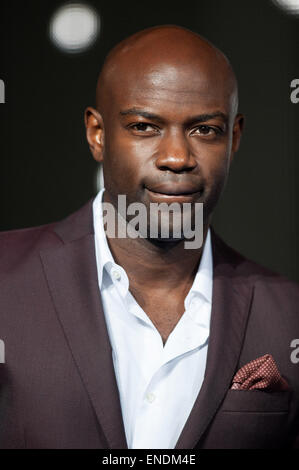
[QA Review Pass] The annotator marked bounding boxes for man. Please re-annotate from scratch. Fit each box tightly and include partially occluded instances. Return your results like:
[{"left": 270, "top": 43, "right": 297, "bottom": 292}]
[{"left": 0, "top": 25, "right": 298, "bottom": 449}]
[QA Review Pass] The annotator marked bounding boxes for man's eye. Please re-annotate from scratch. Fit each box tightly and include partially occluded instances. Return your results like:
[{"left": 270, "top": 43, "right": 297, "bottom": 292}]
[
  {"left": 191, "top": 125, "right": 220, "bottom": 136},
  {"left": 131, "top": 123, "right": 156, "bottom": 132}
]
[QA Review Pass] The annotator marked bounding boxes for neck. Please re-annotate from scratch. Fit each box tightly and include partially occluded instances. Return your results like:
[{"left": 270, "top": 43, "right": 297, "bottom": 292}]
[
  {"left": 105, "top": 222, "right": 210, "bottom": 293},
  {"left": 101, "top": 188, "right": 210, "bottom": 293}
]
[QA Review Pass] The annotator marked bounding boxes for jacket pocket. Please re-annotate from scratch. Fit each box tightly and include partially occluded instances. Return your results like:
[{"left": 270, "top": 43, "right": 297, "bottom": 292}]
[
  {"left": 221, "top": 389, "right": 291, "bottom": 413},
  {"left": 199, "top": 390, "right": 292, "bottom": 449}
]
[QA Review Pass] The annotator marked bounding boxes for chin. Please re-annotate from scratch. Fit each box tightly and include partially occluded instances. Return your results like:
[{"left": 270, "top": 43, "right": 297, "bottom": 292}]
[{"left": 147, "top": 237, "right": 184, "bottom": 249}]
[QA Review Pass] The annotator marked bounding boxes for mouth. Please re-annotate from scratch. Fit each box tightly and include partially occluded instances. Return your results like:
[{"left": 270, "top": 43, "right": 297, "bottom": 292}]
[{"left": 145, "top": 185, "right": 203, "bottom": 202}]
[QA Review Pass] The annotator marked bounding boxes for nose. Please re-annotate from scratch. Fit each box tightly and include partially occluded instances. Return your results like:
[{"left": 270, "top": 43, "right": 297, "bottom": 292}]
[{"left": 155, "top": 130, "right": 197, "bottom": 173}]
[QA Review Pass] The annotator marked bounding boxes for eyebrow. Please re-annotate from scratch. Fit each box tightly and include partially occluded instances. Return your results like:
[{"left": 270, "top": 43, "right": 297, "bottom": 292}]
[
  {"left": 120, "top": 108, "right": 164, "bottom": 122},
  {"left": 186, "top": 112, "right": 229, "bottom": 126},
  {"left": 119, "top": 108, "right": 229, "bottom": 125}
]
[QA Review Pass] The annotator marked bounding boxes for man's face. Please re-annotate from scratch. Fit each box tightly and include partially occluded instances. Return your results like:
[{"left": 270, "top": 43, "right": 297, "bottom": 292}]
[{"left": 88, "top": 60, "right": 243, "bottom": 235}]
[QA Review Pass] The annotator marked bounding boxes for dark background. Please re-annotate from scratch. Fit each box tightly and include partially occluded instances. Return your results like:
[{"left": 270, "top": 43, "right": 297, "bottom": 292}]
[{"left": 1, "top": 0, "right": 298, "bottom": 281}]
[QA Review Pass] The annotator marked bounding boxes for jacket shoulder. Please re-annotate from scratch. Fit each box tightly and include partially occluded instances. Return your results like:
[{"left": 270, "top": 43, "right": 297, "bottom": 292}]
[
  {"left": 0, "top": 198, "right": 95, "bottom": 281},
  {"left": 0, "top": 223, "right": 62, "bottom": 279},
  {"left": 211, "top": 228, "right": 299, "bottom": 301}
]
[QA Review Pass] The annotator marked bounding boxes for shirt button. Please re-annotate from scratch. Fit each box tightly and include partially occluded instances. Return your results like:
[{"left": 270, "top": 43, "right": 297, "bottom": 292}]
[
  {"left": 111, "top": 269, "right": 121, "bottom": 281},
  {"left": 146, "top": 392, "right": 156, "bottom": 403}
]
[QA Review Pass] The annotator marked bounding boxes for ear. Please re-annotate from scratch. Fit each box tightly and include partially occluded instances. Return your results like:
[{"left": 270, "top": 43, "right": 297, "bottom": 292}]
[
  {"left": 84, "top": 107, "right": 105, "bottom": 163},
  {"left": 230, "top": 113, "right": 245, "bottom": 163}
]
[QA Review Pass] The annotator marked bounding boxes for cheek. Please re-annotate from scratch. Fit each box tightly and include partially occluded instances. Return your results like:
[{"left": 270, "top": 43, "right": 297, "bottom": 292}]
[
  {"left": 199, "top": 146, "right": 231, "bottom": 215},
  {"left": 102, "top": 135, "right": 145, "bottom": 196},
  {"left": 199, "top": 144, "right": 231, "bottom": 186}
]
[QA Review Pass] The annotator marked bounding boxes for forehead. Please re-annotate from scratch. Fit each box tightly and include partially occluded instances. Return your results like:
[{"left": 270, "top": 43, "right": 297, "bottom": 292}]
[{"left": 109, "top": 62, "right": 234, "bottom": 118}]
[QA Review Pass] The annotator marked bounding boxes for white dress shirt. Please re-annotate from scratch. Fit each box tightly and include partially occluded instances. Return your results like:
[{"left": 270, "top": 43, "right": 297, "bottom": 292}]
[{"left": 93, "top": 188, "right": 213, "bottom": 449}]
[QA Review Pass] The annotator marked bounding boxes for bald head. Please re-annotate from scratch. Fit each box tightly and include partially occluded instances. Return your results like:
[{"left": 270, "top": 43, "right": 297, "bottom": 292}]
[
  {"left": 85, "top": 25, "right": 244, "bottom": 234},
  {"left": 96, "top": 25, "right": 238, "bottom": 116}
]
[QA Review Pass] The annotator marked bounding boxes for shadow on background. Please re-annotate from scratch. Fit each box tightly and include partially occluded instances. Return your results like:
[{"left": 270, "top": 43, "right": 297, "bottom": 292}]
[{"left": 0, "top": 0, "right": 298, "bottom": 281}]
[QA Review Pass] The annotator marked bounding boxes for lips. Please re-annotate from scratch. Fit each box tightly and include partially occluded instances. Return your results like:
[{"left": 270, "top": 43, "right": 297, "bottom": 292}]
[
  {"left": 145, "top": 182, "right": 203, "bottom": 203},
  {"left": 145, "top": 182, "right": 202, "bottom": 196}
]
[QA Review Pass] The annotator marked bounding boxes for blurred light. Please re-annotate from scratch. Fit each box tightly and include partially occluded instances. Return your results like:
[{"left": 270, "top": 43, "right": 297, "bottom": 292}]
[
  {"left": 272, "top": 0, "right": 299, "bottom": 15},
  {"left": 49, "top": 3, "right": 100, "bottom": 53}
]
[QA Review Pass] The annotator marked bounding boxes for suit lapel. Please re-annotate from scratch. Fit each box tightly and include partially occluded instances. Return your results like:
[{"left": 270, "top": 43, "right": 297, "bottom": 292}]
[
  {"left": 175, "top": 230, "right": 255, "bottom": 448},
  {"left": 40, "top": 200, "right": 128, "bottom": 449}
]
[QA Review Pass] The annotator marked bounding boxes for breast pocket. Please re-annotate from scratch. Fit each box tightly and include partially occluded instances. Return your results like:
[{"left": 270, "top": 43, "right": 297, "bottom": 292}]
[
  {"left": 200, "top": 390, "right": 292, "bottom": 449},
  {"left": 221, "top": 389, "right": 291, "bottom": 412}
]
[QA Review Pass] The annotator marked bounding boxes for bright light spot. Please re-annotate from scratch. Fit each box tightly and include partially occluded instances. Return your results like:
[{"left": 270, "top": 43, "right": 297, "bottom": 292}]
[
  {"left": 272, "top": 0, "right": 299, "bottom": 15},
  {"left": 49, "top": 3, "right": 100, "bottom": 53}
]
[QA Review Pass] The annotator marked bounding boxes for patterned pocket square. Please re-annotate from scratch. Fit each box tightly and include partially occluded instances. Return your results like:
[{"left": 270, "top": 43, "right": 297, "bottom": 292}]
[{"left": 231, "top": 354, "right": 290, "bottom": 391}]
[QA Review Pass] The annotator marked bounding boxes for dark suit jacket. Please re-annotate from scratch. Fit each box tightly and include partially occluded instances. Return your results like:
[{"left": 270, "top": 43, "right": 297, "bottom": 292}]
[{"left": 0, "top": 198, "right": 299, "bottom": 449}]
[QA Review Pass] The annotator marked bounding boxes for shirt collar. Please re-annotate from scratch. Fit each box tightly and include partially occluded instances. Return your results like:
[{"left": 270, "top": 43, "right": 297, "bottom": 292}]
[
  {"left": 93, "top": 188, "right": 116, "bottom": 288},
  {"left": 187, "top": 227, "right": 213, "bottom": 305},
  {"left": 93, "top": 188, "right": 213, "bottom": 303}
]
